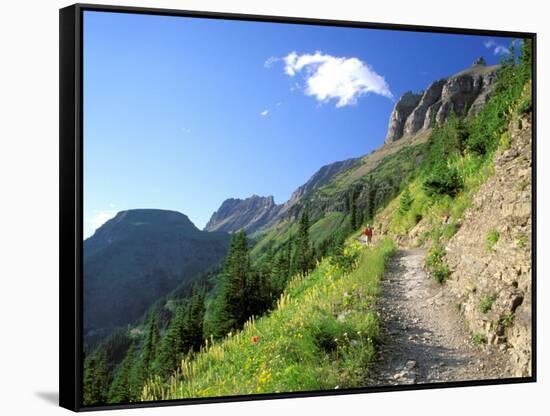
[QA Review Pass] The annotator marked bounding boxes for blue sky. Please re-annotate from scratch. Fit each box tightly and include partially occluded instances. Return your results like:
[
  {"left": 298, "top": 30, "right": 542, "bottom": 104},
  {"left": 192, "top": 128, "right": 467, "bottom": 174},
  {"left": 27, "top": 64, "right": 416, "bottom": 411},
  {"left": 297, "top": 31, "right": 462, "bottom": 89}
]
[{"left": 83, "top": 11, "right": 512, "bottom": 238}]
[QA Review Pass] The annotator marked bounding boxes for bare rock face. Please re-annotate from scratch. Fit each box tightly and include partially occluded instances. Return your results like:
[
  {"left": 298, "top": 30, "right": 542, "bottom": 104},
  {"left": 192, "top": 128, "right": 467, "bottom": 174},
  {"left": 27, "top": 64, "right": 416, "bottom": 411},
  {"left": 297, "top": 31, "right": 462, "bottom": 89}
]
[
  {"left": 204, "top": 195, "right": 281, "bottom": 234},
  {"left": 444, "top": 114, "right": 532, "bottom": 377},
  {"left": 403, "top": 79, "right": 446, "bottom": 135},
  {"left": 385, "top": 61, "right": 499, "bottom": 144},
  {"left": 206, "top": 157, "right": 358, "bottom": 234},
  {"left": 385, "top": 91, "right": 422, "bottom": 144}
]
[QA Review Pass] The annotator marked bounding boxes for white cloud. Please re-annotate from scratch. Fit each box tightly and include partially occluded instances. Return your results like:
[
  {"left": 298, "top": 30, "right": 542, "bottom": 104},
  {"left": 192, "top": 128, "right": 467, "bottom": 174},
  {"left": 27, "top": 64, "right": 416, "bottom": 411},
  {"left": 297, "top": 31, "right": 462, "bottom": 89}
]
[
  {"left": 484, "top": 39, "right": 510, "bottom": 55},
  {"left": 85, "top": 209, "right": 118, "bottom": 238},
  {"left": 289, "top": 82, "right": 301, "bottom": 92},
  {"left": 494, "top": 45, "right": 510, "bottom": 55},
  {"left": 260, "top": 110, "right": 269, "bottom": 116},
  {"left": 264, "top": 56, "right": 280, "bottom": 68},
  {"left": 276, "top": 102, "right": 282, "bottom": 106},
  {"left": 282, "top": 51, "right": 393, "bottom": 107}
]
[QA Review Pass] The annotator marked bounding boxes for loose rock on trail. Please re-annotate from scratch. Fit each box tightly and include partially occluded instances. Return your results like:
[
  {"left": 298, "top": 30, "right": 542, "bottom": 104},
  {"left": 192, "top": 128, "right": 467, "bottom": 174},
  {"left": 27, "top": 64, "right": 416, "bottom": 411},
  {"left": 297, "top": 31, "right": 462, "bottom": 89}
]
[{"left": 367, "top": 248, "right": 514, "bottom": 385}]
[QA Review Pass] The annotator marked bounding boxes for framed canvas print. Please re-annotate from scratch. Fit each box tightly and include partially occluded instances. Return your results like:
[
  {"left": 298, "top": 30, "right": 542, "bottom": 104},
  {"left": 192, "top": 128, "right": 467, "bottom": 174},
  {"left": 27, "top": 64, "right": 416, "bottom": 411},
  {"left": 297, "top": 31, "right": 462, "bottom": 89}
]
[{"left": 59, "top": 3, "right": 536, "bottom": 411}]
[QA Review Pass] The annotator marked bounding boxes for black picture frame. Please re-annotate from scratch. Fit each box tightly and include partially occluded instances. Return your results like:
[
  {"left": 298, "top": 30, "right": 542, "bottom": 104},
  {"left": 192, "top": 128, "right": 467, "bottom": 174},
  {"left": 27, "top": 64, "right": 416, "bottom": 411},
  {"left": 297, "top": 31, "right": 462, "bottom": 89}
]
[{"left": 59, "top": 3, "right": 537, "bottom": 412}]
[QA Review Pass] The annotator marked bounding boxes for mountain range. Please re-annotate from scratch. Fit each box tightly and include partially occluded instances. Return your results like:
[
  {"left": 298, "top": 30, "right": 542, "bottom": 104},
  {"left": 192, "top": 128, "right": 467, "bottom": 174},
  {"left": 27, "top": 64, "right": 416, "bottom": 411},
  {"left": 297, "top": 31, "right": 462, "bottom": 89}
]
[
  {"left": 83, "top": 209, "right": 229, "bottom": 342},
  {"left": 84, "top": 58, "right": 500, "bottom": 344},
  {"left": 204, "top": 59, "right": 499, "bottom": 238},
  {"left": 204, "top": 157, "right": 359, "bottom": 234}
]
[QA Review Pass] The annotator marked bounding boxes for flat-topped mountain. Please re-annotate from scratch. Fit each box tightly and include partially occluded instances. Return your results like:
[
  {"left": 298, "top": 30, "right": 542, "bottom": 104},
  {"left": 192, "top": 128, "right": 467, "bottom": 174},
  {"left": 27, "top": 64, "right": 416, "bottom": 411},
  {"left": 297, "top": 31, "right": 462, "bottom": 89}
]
[
  {"left": 385, "top": 60, "right": 499, "bottom": 144},
  {"left": 83, "top": 209, "right": 229, "bottom": 341}
]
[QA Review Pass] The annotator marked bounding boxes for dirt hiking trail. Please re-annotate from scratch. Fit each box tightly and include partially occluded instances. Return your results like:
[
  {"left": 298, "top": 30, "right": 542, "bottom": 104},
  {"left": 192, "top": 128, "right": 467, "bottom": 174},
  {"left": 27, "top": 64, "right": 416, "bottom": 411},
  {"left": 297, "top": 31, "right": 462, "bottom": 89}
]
[{"left": 367, "top": 248, "right": 513, "bottom": 385}]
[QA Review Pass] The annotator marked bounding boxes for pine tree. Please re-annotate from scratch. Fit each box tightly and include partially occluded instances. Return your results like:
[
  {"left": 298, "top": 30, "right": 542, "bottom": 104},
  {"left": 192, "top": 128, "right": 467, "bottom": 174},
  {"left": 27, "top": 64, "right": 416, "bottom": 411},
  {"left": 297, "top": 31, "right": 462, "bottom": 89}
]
[
  {"left": 212, "top": 230, "right": 252, "bottom": 337},
  {"left": 246, "top": 267, "right": 272, "bottom": 319},
  {"left": 520, "top": 38, "right": 532, "bottom": 81},
  {"left": 142, "top": 313, "right": 160, "bottom": 369},
  {"left": 187, "top": 287, "right": 206, "bottom": 351},
  {"left": 153, "top": 306, "right": 187, "bottom": 378},
  {"left": 285, "top": 237, "right": 294, "bottom": 279},
  {"left": 366, "top": 175, "right": 377, "bottom": 221},
  {"left": 293, "top": 210, "right": 313, "bottom": 275},
  {"left": 350, "top": 194, "right": 358, "bottom": 230},
  {"left": 272, "top": 242, "right": 291, "bottom": 295},
  {"left": 83, "top": 350, "right": 109, "bottom": 405},
  {"left": 108, "top": 342, "right": 136, "bottom": 403},
  {"left": 130, "top": 313, "right": 159, "bottom": 398}
]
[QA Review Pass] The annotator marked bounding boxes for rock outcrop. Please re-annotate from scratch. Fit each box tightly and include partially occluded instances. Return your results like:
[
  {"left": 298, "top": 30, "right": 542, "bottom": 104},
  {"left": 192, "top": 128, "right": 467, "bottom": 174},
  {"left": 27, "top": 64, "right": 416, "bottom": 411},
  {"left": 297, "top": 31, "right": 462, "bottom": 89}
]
[
  {"left": 444, "top": 114, "right": 532, "bottom": 377},
  {"left": 385, "top": 91, "right": 422, "bottom": 143},
  {"left": 385, "top": 61, "right": 499, "bottom": 144},
  {"left": 274, "top": 157, "right": 359, "bottom": 220},
  {"left": 204, "top": 195, "right": 281, "bottom": 234},
  {"left": 287, "top": 157, "right": 359, "bottom": 203},
  {"left": 205, "top": 157, "right": 358, "bottom": 234}
]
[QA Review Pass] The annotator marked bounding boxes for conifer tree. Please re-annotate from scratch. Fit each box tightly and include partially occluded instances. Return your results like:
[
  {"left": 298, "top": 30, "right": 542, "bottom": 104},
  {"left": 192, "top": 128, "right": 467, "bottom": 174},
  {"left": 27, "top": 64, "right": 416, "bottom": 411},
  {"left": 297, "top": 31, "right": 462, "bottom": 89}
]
[
  {"left": 272, "top": 241, "right": 291, "bottom": 295},
  {"left": 213, "top": 230, "right": 252, "bottom": 337},
  {"left": 350, "top": 193, "right": 358, "bottom": 230},
  {"left": 187, "top": 287, "right": 206, "bottom": 351},
  {"left": 153, "top": 306, "right": 187, "bottom": 378},
  {"left": 293, "top": 210, "right": 313, "bottom": 275},
  {"left": 83, "top": 350, "right": 109, "bottom": 405},
  {"left": 108, "top": 342, "right": 136, "bottom": 403},
  {"left": 366, "top": 175, "right": 377, "bottom": 221},
  {"left": 130, "top": 313, "right": 159, "bottom": 397}
]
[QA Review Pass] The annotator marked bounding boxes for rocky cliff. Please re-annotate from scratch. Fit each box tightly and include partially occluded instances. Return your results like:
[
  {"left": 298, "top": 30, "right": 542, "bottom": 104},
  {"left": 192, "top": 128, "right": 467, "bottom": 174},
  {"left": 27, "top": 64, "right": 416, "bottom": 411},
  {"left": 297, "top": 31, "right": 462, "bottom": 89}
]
[
  {"left": 204, "top": 195, "right": 281, "bottom": 234},
  {"left": 205, "top": 157, "right": 358, "bottom": 234},
  {"left": 287, "top": 157, "right": 359, "bottom": 204},
  {"left": 444, "top": 112, "right": 532, "bottom": 377},
  {"left": 385, "top": 59, "right": 499, "bottom": 144}
]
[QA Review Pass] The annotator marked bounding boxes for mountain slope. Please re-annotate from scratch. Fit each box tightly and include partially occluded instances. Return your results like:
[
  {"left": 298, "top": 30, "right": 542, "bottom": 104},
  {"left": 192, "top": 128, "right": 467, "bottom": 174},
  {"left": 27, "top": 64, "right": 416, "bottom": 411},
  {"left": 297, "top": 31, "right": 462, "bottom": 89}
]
[
  {"left": 273, "top": 157, "right": 360, "bottom": 218},
  {"left": 204, "top": 195, "right": 281, "bottom": 234},
  {"left": 84, "top": 46, "right": 532, "bottom": 405},
  {"left": 142, "top": 239, "right": 395, "bottom": 401},
  {"left": 204, "top": 157, "right": 358, "bottom": 234},
  {"left": 445, "top": 109, "right": 532, "bottom": 376},
  {"left": 210, "top": 60, "right": 501, "bottom": 249},
  {"left": 83, "top": 209, "right": 229, "bottom": 341}
]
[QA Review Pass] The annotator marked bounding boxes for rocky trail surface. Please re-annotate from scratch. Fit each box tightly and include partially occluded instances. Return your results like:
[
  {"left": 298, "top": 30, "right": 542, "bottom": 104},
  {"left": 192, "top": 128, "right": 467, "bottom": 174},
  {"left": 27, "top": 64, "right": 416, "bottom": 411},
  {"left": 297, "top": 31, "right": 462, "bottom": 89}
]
[{"left": 367, "top": 248, "right": 513, "bottom": 385}]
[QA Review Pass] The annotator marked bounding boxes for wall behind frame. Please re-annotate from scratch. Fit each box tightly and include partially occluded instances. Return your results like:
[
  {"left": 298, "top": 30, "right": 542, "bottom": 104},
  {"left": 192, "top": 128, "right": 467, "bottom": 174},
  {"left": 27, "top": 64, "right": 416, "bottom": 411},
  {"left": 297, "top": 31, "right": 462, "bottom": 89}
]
[{"left": 0, "top": 0, "right": 547, "bottom": 415}]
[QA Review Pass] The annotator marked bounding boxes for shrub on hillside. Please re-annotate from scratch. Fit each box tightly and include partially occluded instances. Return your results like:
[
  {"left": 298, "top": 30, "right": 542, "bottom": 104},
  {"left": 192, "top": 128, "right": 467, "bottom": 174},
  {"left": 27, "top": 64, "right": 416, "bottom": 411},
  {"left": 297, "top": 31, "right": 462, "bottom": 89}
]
[
  {"left": 425, "top": 243, "right": 450, "bottom": 284},
  {"left": 422, "top": 161, "right": 463, "bottom": 197},
  {"left": 398, "top": 188, "right": 414, "bottom": 215}
]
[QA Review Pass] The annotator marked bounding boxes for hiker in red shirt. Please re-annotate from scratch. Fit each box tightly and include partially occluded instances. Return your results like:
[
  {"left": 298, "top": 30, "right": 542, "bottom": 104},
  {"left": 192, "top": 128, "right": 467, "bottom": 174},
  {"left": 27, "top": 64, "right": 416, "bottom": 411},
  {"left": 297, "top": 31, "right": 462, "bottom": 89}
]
[{"left": 364, "top": 224, "right": 373, "bottom": 244}]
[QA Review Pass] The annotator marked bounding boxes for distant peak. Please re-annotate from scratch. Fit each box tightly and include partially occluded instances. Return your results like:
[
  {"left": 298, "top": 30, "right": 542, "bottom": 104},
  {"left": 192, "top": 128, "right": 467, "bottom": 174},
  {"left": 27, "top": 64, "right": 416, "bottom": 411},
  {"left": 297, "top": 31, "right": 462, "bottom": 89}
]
[
  {"left": 100, "top": 209, "right": 197, "bottom": 232},
  {"left": 115, "top": 208, "right": 190, "bottom": 221},
  {"left": 473, "top": 56, "right": 487, "bottom": 66}
]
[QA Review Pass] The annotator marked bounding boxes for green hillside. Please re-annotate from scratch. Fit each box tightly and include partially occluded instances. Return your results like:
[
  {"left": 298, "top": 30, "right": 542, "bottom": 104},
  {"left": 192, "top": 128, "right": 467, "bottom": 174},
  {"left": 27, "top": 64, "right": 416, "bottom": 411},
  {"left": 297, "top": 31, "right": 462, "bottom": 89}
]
[
  {"left": 142, "top": 238, "right": 395, "bottom": 400},
  {"left": 82, "top": 40, "right": 532, "bottom": 407}
]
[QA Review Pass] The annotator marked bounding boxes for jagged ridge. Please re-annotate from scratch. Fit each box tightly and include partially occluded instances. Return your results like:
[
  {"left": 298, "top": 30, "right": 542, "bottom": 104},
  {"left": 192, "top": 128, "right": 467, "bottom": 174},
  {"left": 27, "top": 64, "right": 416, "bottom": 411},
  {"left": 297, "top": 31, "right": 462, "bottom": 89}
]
[
  {"left": 204, "top": 157, "right": 358, "bottom": 233},
  {"left": 385, "top": 58, "right": 499, "bottom": 144}
]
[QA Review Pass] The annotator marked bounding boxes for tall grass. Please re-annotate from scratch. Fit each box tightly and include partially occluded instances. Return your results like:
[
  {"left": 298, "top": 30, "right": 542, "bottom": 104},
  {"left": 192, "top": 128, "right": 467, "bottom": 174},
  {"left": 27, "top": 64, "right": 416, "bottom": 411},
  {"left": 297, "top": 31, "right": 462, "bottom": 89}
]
[{"left": 142, "top": 238, "right": 395, "bottom": 400}]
